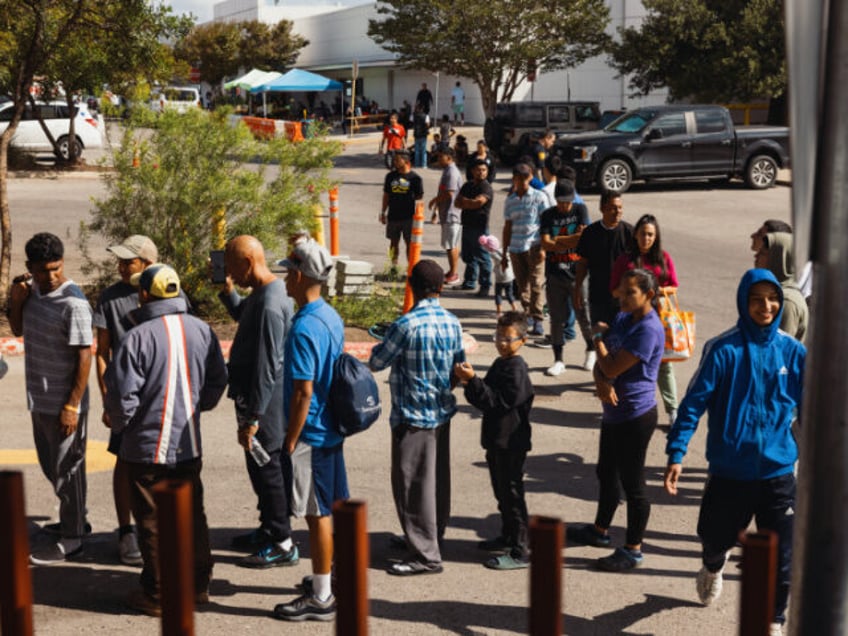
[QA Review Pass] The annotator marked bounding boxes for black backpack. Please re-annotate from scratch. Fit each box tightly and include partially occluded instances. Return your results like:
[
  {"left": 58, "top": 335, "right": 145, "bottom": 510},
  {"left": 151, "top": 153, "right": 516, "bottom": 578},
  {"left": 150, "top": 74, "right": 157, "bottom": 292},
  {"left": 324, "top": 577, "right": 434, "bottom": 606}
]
[
  {"left": 314, "top": 314, "right": 382, "bottom": 436},
  {"left": 328, "top": 352, "right": 382, "bottom": 437}
]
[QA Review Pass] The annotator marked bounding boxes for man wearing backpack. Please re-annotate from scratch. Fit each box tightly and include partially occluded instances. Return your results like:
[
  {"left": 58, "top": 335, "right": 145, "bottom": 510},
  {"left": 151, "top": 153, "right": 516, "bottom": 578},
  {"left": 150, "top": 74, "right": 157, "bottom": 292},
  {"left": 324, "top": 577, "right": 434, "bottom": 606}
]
[
  {"left": 369, "top": 260, "right": 465, "bottom": 576},
  {"left": 273, "top": 238, "right": 347, "bottom": 622}
]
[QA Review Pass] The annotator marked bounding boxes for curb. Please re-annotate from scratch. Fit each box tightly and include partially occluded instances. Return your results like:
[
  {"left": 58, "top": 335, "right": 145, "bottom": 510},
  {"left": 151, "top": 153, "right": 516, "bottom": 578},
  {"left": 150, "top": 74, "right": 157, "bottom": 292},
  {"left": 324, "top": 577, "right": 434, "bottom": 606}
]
[{"left": 0, "top": 331, "right": 479, "bottom": 362}]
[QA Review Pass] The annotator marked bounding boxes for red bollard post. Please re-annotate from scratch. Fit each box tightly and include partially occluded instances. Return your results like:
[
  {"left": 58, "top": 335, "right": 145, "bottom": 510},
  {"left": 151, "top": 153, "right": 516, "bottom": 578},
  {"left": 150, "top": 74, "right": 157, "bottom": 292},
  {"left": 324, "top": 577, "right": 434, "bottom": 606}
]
[
  {"left": 153, "top": 480, "right": 195, "bottom": 636},
  {"left": 739, "top": 530, "right": 778, "bottom": 636},
  {"left": 333, "top": 499, "right": 369, "bottom": 636},
  {"left": 403, "top": 202, "right": 425, "bottom": 313},
  {"left": 529, "top": 515, "right": 564, "bottom": 636},
  {"left": 0, "top": 471, "right": 33, "bottom": 636},
  {"left": 329, "top": 187, "right": 340, "bottom": 256}
]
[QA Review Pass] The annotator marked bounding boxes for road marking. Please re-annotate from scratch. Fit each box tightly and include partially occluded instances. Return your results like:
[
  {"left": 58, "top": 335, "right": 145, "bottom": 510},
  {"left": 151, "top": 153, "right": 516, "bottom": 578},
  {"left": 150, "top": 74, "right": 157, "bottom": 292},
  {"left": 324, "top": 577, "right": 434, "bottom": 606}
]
[{"left": 0, "top": 440, "right": 115, "bottom": 473}]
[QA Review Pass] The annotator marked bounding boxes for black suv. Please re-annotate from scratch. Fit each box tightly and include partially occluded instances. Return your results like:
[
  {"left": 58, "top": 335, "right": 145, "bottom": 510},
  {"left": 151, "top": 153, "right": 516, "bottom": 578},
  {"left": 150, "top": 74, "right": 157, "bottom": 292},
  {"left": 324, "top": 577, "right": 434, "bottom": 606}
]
[{"left": 484, "top": 101, "right": 601, "bottom": 165}]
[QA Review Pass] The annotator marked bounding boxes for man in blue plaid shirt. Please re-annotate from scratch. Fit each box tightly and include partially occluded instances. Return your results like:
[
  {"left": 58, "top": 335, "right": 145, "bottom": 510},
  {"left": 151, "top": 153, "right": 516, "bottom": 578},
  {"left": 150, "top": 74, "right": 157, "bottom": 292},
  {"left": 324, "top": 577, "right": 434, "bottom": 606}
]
[{"left": 370, "top": 259, "right": 465, "bottom": 576}]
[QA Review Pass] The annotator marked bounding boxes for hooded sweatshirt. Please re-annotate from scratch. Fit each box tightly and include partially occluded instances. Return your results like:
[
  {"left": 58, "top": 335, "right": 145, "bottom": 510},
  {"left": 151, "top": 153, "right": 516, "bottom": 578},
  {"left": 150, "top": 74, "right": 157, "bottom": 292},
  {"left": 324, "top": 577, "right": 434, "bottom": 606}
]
[
  {"left": 666, "top": 269, "right": 806, "bottom": 480},
  {"left": 766, "top": 231, "right": 808, "bottom": 343}
]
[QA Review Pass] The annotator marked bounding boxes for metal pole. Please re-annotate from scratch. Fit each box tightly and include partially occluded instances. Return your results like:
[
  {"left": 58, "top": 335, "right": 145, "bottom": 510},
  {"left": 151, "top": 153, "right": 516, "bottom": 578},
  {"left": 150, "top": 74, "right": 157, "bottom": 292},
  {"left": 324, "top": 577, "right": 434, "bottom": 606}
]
[
  {"left": 333, "top": 499, "right": 368, "bottom": 636},
  {"left": 153, "top": 480, "right": 195, "bottom": 636},
  {"left": 529, "top": 515, "right": 563, "bottom": 636},
  {"left": 789, "top": 0, "right": 848, "bottom": 634},
  {"left": 0, "top": 471, "right": 33, "bottom": 636},
  {"left": 740, "top": 530, "right": 777, "bottom": 636}
]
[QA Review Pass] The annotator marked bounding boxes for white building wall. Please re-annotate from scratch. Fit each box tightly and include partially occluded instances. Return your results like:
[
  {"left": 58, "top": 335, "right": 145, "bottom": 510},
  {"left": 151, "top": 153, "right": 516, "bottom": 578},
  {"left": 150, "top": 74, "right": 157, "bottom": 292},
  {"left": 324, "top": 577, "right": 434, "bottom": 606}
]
[{"left": 213, "top": 0, "right": 669, "bottom": 121}]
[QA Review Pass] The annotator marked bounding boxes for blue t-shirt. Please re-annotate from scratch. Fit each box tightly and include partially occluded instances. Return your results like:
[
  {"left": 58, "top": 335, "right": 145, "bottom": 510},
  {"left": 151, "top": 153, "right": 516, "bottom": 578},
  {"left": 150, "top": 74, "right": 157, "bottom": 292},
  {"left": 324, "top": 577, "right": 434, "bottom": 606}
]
[
  {"left": 283, "top": 298, "right": 344, "bottom": 448},
  {"left": 601, "top": 310, "right": 665, "bottom": 424}
]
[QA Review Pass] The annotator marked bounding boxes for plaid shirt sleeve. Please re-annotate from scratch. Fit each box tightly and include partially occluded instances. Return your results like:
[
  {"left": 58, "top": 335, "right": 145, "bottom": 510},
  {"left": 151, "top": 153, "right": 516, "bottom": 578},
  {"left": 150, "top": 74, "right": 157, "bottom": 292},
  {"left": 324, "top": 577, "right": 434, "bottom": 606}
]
[{"left": 369, "top": 319, "right": 407, "bottom": 371}]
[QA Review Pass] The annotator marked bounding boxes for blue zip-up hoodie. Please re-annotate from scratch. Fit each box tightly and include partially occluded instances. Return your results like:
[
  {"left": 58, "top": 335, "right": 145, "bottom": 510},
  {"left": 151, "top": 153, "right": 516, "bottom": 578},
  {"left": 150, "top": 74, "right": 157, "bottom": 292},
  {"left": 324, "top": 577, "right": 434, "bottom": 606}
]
[{"left": 666, "top": 269, "right": 806, "bottom": 480}]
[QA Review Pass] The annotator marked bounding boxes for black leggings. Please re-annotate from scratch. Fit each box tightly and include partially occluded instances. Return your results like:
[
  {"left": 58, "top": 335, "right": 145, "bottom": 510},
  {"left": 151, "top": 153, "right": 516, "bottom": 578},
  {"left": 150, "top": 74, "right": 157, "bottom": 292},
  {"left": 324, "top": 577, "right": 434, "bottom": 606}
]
[{"left": 594, "top": 407, "right": 657, "bottom": 546}]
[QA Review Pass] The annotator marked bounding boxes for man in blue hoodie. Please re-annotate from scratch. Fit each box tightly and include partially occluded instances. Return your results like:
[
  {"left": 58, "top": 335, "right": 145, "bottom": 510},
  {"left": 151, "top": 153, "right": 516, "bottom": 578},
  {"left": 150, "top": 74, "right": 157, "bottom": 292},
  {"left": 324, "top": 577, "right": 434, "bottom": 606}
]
[{"left": 664, "top": 269, "right": 806, "bottom": 636}]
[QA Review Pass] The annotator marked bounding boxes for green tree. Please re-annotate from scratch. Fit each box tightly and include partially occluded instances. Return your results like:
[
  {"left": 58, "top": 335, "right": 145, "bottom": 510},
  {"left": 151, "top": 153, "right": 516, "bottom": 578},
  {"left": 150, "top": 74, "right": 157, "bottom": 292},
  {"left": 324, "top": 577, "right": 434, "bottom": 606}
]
[
  {"left": 82, "top": 108, "right": 341, "bottom": 307},
  {"left": 608, "top": 0, "right": 786, "bottom": 104},
  {"left": 175, "top": 20, "right": 308, "bottom": 89},
  {"left": 368, "top": 0, "right": 611, "bottom": 117},
  {"left": 0, "top": 0, "right": 185, "bottom": 305}
]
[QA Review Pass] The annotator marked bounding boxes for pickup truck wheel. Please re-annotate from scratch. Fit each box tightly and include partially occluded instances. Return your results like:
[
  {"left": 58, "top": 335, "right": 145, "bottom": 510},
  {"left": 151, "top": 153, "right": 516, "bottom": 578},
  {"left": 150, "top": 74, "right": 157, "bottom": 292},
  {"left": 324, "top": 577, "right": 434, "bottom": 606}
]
[
  {"left": 598, "top": 159, "right": 632, "bottom": 193},
  {"left": 57, "top": 135, "right": 83, "bottom": 161},
  {"left": 745, "top": 155, "right": 778, "bottom": 189}
]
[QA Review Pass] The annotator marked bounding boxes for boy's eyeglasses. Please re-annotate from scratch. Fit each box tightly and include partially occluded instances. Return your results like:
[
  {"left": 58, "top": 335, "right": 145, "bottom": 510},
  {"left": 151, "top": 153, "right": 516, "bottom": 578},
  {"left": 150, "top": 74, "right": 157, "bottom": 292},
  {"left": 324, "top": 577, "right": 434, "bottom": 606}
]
[{"left": 493, "top": 335, "right": 523, "bottom": 343}]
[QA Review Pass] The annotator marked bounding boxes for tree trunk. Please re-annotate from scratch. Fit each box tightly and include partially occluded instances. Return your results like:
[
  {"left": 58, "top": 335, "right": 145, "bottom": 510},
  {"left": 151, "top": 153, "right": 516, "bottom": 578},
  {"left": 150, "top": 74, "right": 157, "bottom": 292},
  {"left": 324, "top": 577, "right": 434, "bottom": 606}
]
[
  {"left": 480, "top": 84, "right": 498, "bottom": 119},
  {"left": 0, "top": 133, "right": 13, "bottom": 308}
]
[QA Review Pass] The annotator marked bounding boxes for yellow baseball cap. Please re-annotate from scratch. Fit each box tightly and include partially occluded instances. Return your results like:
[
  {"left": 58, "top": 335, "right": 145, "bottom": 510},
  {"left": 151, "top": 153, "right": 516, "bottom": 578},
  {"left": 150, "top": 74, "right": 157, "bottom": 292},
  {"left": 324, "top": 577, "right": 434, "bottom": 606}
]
[{"left": 130, "top": 263, "right": 180, "bottom": 299}]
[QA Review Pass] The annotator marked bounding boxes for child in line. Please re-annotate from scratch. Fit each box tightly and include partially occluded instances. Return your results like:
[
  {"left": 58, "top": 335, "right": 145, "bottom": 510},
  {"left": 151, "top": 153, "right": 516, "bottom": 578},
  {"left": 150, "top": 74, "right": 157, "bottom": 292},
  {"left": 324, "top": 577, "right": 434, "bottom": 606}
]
[
  {"left": 479, "top": 235, "right": 517, "bottom": 316},
  {"left": 454, "top": 311, "right": 535, "bottom": 570}
]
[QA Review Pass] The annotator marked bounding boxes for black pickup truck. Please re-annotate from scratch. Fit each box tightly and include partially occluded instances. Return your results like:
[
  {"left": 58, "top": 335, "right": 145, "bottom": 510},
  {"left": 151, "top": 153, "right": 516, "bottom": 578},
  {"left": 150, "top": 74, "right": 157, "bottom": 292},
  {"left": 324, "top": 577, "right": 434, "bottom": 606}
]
[{"left": 552, "top": 105, "right": 790, "bottom": 193}]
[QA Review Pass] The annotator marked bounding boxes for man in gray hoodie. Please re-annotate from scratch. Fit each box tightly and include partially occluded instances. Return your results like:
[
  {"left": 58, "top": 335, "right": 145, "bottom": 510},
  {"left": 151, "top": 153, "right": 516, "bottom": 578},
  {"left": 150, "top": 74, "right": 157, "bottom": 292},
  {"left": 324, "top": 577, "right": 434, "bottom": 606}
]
[
  {"left": 754, "top": 231, "right": 808, "bottom": 343},
  {"left": 105, "top": 264, "right": 228, "bottom": 616}
]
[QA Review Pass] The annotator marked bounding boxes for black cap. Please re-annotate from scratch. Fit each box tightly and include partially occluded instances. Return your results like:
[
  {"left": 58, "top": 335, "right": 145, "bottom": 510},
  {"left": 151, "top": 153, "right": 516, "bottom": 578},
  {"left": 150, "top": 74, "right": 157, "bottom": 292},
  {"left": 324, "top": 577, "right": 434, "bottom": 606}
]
[{"left": 554, "top": 180, "right": 576, "bottom": 203}]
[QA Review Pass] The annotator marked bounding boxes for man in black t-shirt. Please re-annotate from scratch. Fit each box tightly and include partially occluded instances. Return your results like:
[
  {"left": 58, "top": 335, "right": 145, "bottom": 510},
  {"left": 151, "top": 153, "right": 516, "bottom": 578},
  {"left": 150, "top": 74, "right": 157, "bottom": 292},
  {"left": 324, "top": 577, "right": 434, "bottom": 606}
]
[
  {"left": 381, "top": 150, "right": 424, "bottom": 275},
  {"left": 416, "top": 82, "right": 434, "bottom": 114},
  {"left": 455, "top": 159, "right": 494, "bottom": 295},
  {"left": 573, "top": 191, "right": 633, "bottom": 328}
]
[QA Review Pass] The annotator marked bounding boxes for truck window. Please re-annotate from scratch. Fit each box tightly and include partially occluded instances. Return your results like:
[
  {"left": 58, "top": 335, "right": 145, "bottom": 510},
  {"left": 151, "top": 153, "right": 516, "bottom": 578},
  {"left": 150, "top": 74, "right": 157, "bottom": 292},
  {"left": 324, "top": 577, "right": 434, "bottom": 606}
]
[
  {"left": 695, "top": 110, "right": 728, "bottom": 134},
  {"left": 652, "top": 113, "right": 687, "bottom": 137},
  {"left": 515, "top": 104, "right": 545, "bottom": 127},
  {"left": 548, "top": 106, "right": 570, "bottom": 124},
  {"left": 608, "top": 111, "right": 656, "bottom": 133},
  {"left": 575, "top": 105, "right": 600, "bottom": 122}
]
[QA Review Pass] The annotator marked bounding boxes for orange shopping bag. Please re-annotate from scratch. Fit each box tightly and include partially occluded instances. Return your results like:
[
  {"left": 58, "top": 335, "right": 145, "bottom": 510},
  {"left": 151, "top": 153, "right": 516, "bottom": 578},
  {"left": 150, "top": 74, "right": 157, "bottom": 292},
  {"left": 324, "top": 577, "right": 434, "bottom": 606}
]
[{"left": 659, "top": 290, "right": 695, "bottom": 362}]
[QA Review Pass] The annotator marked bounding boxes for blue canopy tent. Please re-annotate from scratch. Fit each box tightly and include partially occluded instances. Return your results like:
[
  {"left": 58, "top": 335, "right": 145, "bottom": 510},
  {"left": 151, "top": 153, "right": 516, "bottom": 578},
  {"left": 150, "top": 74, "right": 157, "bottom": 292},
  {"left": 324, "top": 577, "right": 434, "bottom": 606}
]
[{"left": 250, "top": 68, "right": 343, "bottom": 117}]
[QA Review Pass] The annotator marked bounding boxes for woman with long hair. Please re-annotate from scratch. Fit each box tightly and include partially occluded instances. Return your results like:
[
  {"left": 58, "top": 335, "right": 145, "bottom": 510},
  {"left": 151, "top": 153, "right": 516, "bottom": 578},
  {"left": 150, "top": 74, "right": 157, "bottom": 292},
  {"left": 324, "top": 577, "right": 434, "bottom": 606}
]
[
  {"left": 566, "top": 268, "right": 666, "bottom": 571},
  {"left": 609, "top": 214, "right": 680, "bottom": 425}
]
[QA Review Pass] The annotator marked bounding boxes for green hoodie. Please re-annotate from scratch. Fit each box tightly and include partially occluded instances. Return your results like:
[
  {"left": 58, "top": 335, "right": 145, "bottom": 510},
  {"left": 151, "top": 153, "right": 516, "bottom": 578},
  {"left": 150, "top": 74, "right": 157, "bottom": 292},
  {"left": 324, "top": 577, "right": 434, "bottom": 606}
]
[{"left": 766, "top": 231, "right": 808, "bottom": 343}]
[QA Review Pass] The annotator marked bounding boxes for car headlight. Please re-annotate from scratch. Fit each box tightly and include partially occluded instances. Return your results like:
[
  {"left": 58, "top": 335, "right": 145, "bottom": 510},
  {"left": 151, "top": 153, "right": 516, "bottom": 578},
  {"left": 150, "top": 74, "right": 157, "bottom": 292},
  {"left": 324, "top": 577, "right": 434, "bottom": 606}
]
[{"left": 573, "top": 145, "right": 597, "bottom": 162}]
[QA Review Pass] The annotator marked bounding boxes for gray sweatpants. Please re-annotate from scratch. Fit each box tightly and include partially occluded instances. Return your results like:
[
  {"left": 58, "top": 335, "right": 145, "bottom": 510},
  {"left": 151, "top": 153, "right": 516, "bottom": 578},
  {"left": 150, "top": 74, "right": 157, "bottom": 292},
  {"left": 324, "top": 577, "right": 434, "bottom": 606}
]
[
  {"left": 391, "top": 422, "right": 451, "bottom": 565},
  {"left": 32, "top": 411, "right": 88, "bottom": 538}
]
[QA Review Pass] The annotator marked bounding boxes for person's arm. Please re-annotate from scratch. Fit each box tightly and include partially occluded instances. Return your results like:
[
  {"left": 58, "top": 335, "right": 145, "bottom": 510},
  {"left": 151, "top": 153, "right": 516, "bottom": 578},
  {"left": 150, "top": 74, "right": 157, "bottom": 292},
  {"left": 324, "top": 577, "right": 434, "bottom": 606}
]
[
  {"left": 8, "top": 276, "right": 31, "bottom": 337},
  {"left": 455, "top": 189, "right": 488, "bottom": 210},
  {"left": 501, "top": 219, "right": 513, "bottom": 268},
  {"left": 380, "top": 192, "right": 389, "bottom": 224},
  {"left": 660, "top": 251, "right": 679, "bottom": 293},
  {"left": 200, "top": 334, "right": 228, "bottom": 412},
  {"left": 369, "top": 322, "right": 405, "bottom": 372},
  {"left": 592, "top": 328, "right": 641, "bottom": 379},
  {"left": 592, "top": 358, "right": 618, "bottom": 406},
  {"left": 60, "top": 346, "right": 92, "bottom": 437},
  {"left": 95, "top": 328, "right": 113, "bottom": 427},
  {"left": 609, "top": 254, "right": 628, "bottom": 294},
  {"left": 284, "top": 379, "right": 313, "bottom": 454},
  {"left": 218, "top": 286, "right": 244, "bottom": 321}
]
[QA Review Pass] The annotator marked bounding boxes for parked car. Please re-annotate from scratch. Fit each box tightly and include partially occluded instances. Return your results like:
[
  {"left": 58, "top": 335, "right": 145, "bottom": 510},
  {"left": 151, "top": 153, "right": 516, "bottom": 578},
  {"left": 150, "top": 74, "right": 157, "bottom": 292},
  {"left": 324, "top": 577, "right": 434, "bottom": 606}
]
[
  {"left": 0, "top": 98, "right": 104, "bottom": 160},
  {"left": 150, "top": 87, "right": 201, "bottom": 114},
  {"left": 552, "top": 104, "right": 790, "bottom": 192},
  {"left": 484, "top": 101, "right": 602, "bottom": 164}
]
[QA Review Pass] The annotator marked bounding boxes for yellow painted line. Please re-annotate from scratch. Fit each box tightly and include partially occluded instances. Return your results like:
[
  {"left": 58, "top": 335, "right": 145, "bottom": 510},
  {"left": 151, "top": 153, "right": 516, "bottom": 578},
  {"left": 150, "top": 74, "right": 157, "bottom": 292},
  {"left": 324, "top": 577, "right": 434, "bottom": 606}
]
[{"left": 0, "top": 440, "right": 115, "bottom": 473}]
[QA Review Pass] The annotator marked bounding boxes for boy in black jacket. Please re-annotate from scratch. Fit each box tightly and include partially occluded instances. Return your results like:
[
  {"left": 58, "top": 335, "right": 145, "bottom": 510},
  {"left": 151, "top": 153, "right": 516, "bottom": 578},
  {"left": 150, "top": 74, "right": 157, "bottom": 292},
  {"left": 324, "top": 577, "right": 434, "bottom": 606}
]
[{"left": 454, "top": 311, "right": 535, "bottom": 569}]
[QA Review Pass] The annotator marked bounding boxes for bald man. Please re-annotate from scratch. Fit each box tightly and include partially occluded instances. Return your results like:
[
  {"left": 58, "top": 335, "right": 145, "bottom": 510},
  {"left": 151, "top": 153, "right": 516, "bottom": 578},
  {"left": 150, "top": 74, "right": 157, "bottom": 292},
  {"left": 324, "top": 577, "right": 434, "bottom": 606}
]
[{"left": 218, "top": 236, "right": 299, "bottom": 568}]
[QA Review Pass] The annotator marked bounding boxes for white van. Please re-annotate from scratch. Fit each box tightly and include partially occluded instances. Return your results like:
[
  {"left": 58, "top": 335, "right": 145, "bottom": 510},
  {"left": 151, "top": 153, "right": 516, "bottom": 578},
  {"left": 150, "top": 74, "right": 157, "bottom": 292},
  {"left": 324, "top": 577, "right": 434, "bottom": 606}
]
[
  {"left": 0, "top": 99, "right": 104, "bottom": 160},
  {"left": 151, "top": 87, "right": 201, "bottom": 114}
]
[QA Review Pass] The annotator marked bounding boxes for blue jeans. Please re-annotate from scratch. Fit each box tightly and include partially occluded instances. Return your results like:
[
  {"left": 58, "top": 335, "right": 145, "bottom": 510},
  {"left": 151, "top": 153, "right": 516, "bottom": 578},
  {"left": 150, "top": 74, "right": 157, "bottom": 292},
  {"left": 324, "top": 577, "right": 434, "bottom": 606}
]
[
  {"left": 414, "top": 138, "right": 428, "bottom": 168},
  {"left": 461, "top": 226, "right": 492, "bottom": 289}
]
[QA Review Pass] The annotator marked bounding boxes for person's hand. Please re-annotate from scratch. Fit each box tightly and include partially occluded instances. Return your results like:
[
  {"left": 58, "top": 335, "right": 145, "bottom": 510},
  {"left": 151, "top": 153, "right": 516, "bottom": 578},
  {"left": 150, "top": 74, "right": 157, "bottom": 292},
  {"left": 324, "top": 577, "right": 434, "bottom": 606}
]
[
  {"left": 596, "top": 380, "right": 618, "bottom": 406},
  {"left": 501, "top": 254, "right": 510, "bottom": 270},
  {"left": 664, "top": 463, "right": 682, "bottom": 495},
  {"left": 102, "top": 410, "right": 112, "bottom": 428},
  {"left": 59, "top": 408, "right": 79, "bottom": 437},
  {"left": 237, "top": 423, "right": 259, "bottom": 451},
  {"left": 428, "top": 197, "right": 438, "bottom": 211},
  {"left": 10, "top": 274, "right": 32, "bottom": 304},
  {"left": 572, "top": 288, "right": 584, "bottom": 311},
  {"left": 379, "top": 212, "right": 387, "bottom": 225},
  {"left": 454, "top": 361, "right": 474, "bottom": 383},
  {"left": 591, "top": 322, "right": 609, "bottom": 337}
]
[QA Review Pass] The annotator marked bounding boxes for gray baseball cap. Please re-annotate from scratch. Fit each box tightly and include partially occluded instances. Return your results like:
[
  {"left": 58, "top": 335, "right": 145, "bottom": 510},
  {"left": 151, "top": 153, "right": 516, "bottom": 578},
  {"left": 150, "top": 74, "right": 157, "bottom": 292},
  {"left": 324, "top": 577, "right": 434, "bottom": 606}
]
[
  {"left": 107, "top": 235, "right": 158, "bottom": 262},
  {"left": 278, "top": 238, "right": 333, "bottom": 282}
]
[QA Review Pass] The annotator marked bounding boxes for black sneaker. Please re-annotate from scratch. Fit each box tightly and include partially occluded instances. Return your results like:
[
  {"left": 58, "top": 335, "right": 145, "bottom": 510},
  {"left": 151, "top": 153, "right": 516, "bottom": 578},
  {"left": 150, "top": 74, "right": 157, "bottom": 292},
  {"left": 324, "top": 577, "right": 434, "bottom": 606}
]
[
  {"left": 230, "top": 528, "right": 270, "bottom": 550},
  {"left": 238, "top": 543, "right": 299, "bottom": 569},
  {"left": 42, "top": 521, "right": 92, "bottom": 536},
  {"left": 566, "top": 523, "right": 612, "bottom": 548},
  {"left": 273, "top": 593, "right": 336, "bottom": 622}
]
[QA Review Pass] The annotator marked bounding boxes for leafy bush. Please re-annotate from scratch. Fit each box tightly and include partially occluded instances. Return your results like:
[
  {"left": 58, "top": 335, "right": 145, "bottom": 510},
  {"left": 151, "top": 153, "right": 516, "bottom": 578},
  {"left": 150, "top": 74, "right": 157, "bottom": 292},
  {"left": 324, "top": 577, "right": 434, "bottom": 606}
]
[
  {"left": 81, "top": 107, "right": 342, "bottom": 308},
  {"left": 330, "top": 283, "right": 404, "bottom": 330}
]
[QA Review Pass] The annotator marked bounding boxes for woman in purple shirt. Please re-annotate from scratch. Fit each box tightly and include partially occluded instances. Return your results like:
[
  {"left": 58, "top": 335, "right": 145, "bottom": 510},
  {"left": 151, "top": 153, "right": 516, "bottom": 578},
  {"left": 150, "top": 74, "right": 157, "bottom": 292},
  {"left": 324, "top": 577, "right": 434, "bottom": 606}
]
[{"left": 566, "top": 268, "right": 665, "bottom": 572}]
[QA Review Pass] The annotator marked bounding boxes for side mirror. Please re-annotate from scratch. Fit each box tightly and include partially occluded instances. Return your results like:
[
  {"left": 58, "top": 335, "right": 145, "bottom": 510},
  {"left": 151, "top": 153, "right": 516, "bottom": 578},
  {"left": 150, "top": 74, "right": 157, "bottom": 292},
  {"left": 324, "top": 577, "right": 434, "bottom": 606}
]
[{"left": 646, "top": 128, "right": 664, "bottom": 141}]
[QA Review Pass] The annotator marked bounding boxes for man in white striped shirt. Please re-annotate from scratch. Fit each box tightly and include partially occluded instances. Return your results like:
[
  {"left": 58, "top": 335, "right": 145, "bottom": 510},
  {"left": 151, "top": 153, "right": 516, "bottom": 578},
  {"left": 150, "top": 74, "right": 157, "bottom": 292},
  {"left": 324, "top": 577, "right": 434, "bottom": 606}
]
[{"left": 104, "top": 264, "right": 227, "bottom": 616}]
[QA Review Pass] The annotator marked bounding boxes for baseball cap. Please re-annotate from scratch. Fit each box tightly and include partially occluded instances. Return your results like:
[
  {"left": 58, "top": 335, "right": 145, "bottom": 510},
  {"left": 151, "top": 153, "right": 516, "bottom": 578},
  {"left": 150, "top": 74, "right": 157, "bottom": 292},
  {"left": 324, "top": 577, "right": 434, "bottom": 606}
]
[
  {"left": 278, "top": 238, "right": 333, "bottom": 282},
  {"left": 513, "top": 163, "right": 533, "bottom": 177},
  {"left": 555, "top": 180, "right": 576, "bottom": 203},
  {"left": 107, "top": 235, "right": 158, "bottom": 262},
  {"left": 130, "top": 263, "right": 180, "bottom": 299}
]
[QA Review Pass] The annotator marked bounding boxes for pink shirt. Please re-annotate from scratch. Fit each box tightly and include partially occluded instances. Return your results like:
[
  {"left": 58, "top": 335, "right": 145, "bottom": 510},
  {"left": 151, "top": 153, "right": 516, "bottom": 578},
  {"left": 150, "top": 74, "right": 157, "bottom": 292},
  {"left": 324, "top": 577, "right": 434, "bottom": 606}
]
[{"left": 609, "top": 250, "right": 678, "bottom": 292}]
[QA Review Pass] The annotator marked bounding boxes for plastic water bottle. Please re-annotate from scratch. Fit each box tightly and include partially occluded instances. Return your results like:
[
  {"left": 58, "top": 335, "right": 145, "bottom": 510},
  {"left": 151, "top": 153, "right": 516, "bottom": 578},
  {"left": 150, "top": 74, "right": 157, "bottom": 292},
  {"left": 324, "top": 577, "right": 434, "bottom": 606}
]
[{"left": 249, "top": 437, "right": 271, "bottom": 467}]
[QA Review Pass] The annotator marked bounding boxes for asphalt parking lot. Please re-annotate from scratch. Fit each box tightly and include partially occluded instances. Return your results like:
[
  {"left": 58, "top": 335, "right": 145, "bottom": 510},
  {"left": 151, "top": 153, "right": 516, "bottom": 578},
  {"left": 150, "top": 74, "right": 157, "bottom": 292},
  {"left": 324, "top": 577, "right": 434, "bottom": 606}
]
[{"left": 2, "top": 125, "right": 794, "bottom": 634}]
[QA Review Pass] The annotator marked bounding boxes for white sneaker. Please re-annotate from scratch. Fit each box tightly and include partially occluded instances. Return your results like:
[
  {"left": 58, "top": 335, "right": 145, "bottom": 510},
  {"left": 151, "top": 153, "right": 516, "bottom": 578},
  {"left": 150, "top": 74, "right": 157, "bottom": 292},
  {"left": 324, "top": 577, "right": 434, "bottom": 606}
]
[
  {"left": 696, "top": 566, "right": 723, "bottom": 606},
  {"left": 119, "top": 531, "right": 144, "bottom": 566},
  {"left": 769, "top": 624, "right": 783, "bottom": 636},
  {"left": 545, "top": 361, "right": 566, "bottom": 377},
  {"left": 583, "top": 350, "right": 597, "bottom": 371}
]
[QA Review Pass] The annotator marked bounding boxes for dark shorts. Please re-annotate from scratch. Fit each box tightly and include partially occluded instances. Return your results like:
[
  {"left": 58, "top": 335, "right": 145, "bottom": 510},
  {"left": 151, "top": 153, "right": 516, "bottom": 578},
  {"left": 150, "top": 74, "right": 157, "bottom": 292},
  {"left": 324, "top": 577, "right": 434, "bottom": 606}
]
[
  {"left": 386, "top": 219, "right": 412, "bottom": 244},
  {"left": 290, "top": 441, "right": 349, "bottom": 517}
]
